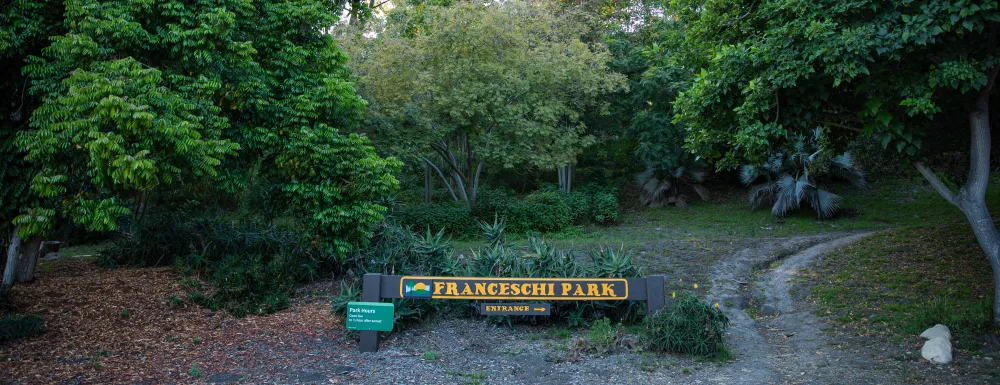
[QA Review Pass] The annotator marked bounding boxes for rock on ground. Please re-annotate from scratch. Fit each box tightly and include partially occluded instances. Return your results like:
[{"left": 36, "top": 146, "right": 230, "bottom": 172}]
[
  {"left": 920, "top": 324, "right": 952, "bottom": 341},
  {"left": 921, "top": 337, "right": 953, "bottom": 364}
]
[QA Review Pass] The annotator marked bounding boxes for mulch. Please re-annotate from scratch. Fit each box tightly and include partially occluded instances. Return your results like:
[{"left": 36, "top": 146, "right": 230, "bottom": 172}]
[{"left": 0, "top": 258, "right": 351, "bottom": 385}]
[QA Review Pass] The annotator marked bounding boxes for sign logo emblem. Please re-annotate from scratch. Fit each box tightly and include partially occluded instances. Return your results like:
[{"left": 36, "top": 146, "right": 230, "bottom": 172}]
[{"left": 403, "top": 280, "right": 433, "bottom": 297}]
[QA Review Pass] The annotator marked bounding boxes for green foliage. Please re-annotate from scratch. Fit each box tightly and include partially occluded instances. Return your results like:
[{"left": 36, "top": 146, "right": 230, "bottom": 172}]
[
  {"left": 566, "top": 185, "right": 620, "bottom": 224},
  {"left": 278, "top": 126, "right": 401, "bottom": 260},
  {"left": 669, "top": 0, "right": 1000, "bottom": 169},
  {"left": 588, "top": 317, "right": 616, "bottom": 351},
  {"left": 346, "top": 0, "right": 626, "bottom": 196},
  {"left": 0, "top": 314, "right": 46, "bottom": 343},
  {"left": 740, "top": 129, "right": 868, "bottom": 219},
  {"left": 206, "top": 254, "right": 294, "bottom": 317},
  {"left": 2, "top": 0, "right": 398, "bottom": 264},
  {"left": 636, "top": 162, "right": 710, "bottom": 209},
  {"left": 506, "top": 191, "right": 574, "bottom": 234},
  {"left": 102, "top": 213, "right": 321, "bottom": 316},
  {"left": 395, "top": 203, "right": 478, "bottom": 238},
  {"left": 643, "top": 293, "right": 729, "bottom": 358},
  {"left": 470, "top": 189, "right": 512, "bottom": 219}
]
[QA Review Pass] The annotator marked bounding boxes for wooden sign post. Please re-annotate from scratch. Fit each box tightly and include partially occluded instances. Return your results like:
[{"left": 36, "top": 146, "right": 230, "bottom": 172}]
[{"left": 356, "top": 274, "right": 665, "bottom": 353}]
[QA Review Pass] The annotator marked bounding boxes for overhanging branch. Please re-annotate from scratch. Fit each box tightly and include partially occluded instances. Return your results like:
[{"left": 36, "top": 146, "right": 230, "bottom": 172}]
[{"left": 913, "top": 161, "right": 958, "bottom": 206}]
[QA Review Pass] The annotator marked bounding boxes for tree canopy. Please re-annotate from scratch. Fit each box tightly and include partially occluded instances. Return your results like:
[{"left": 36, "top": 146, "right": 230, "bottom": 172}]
[
  {"left": 346, "top": 0, "right": 626, "bottom": 205},
  {"left": 1, "top": 0, "right": 399, "bottom": 265}
]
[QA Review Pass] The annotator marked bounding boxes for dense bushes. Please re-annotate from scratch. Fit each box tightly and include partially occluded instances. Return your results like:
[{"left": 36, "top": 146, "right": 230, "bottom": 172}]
[
  {"left": 394, "top": 203, "right": 480, "bottom": 238},
  {"left": 642, "top": 293, "right": 729, "bottom": 358},
  {"left": 100, "top": 212, "right": 323, "bottom": 317},
  {"left": 506, "top": 191, "right": 573, "bottom": 233},
  {"left": 395, "top": 185, "right": 619, "bottom": 237}
]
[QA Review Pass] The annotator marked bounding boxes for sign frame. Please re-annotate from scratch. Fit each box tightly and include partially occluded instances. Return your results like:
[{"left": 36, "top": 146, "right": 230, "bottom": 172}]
[{"left": 357, "top": 273, "right": 665, "bottom": 353}]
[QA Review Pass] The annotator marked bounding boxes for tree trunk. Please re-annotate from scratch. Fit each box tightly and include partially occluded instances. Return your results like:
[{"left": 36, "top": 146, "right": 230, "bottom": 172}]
[
  {"left": 558, "top": 165, "right": 574, "bottom": 193},
  {"left": 914, "top": 66, "right": 1000, "bottom": 324},
  {"left": 3, "top": 227, "right": 21, "bottom": 288},
  {"left": 15, "top": 237, "right": 41, "bottom": 283}
]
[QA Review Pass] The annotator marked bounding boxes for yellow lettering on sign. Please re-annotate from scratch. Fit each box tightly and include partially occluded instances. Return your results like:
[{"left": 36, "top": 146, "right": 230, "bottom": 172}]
[
  {"left": 460, "top": 283, "right": 473, "bottom": 295},
  {"left": 522, "top": 284, "right": 532, "bottom": 295},
  {"left": 534, "top": 283, "right": 546, "bottom": 296},
  {"left": 601, "top": 283, "right": 614, "bottom": 296},
  {"left": 475, "top": 283, "right": 486, "bottom": 295},
  {"left": 446, "top": 282, "right": 458, "bottom": 295},
  {"left": 499, "top": 283, "right": 510, "bottom": 295},
  {"left": 548, "top": 284, "right": 554, "bottom": 296},
  {"left": 561, "top": 283, "right": 572, "bottom": 296},
  {"left": 487, "top": 283, "right": 498, "bottom": 295},
  {"left": 434, "top": 282, "right": 445, "bottom": 295},
  {"left": 573, "top": 284, "right": 584, "bottom": 296},
  {"left": 587, "top": 283, "right": 599, "bottom": 296},
  {"left": 511, "top": 284, "right": 521, "bottom": 295}
]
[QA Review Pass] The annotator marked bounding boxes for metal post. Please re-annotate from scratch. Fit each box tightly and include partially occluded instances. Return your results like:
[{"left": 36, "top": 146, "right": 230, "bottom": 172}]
[
  {"left": 360, "top": 273, "right": 382, "bottom": 352},
  {"left": 645, "top": 275, "right": 665, "bottom": 316}
]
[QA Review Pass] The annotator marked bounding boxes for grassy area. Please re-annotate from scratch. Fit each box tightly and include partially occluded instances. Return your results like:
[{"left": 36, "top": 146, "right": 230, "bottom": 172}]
[
  {"left": 803, "top": 224, "right": 996, "bottom": 349},
  {"left": 455, "top": 177, "right": 998, "bottom": 251}
]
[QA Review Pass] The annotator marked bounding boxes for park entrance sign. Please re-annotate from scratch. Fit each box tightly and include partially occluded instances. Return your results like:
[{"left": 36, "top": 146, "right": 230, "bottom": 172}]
[
  {"left": 356, "top": 274, "right": 665, "bottom": 352},
  {"left": 400, "top": 276, "right": 628, "bottom": 300}
]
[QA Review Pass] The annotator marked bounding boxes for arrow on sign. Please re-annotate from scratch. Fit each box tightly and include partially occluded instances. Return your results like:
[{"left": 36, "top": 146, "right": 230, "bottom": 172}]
[{"left": 479, "top": 303, "right": 551, "bottom": 316}]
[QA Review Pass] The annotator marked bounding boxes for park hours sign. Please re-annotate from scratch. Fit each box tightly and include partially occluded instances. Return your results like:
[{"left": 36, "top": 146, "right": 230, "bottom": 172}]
[{"left": 346, "top": 302, "right": 394, "bottom": 332}]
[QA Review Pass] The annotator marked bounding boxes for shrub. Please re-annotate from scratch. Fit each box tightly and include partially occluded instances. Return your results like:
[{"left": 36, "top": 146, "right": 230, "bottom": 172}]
[
  {"left": 0, "top": 315, "right": 45, "bottom": 343},
  {"left": 506, "top": 191, "right": 573, "bottom": 233},
  {"left": 471, "top": 188, "right": 513, "bottom": 219},
  {"left": 643, "top": 293, "right": 729, "bottom": 358},
  {"left": 205, "top": 254, "right": 295, "bottom": 317},
  {"left": 740, "top": 128, "right": 867, "bottom": 219},
  {"left": 589, "top": 189, "right": 619, "bottom": 224},
  {"left": 394, "top": 203, "right": 478, "bottom": 237},
  {"left": 565, "top": 190, "right": 593, "bottom": 223},
  {"left": 102, "top": 213, "right": 323, "bottom": 317},
  {"left": 588, "top": 317, "right": 616, "bottom": 351}
]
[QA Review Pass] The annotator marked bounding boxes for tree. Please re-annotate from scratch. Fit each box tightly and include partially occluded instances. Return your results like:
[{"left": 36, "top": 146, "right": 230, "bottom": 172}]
[
  {"left": 347, "top": 0, "right": 625, "bottom": 206},
  {"left": 669, "top": 0, "right": 1000, "bottom": 322},
  {"left": 1, "top": 0, "right": 399, "bottom": 285}
]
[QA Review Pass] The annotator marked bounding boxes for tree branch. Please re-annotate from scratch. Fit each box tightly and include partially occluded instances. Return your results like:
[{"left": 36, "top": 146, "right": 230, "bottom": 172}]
[
  {"left": 416, "top": 153, "right": 459, "bottom": 202},
  {"left": 977, "top": 64, "right": 999, "bottom": 109},
  {"left": 913, "top": 161, "right": 958, "bottom": 206}
]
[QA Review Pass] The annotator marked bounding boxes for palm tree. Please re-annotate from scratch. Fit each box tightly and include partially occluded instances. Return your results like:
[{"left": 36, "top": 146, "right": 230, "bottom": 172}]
[{"left": 740, "top": 129, "right": 867, "bottom": 219}]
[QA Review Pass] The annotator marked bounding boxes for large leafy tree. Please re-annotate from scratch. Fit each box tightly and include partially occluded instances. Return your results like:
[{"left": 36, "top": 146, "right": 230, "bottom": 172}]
[
  {"left": 1, "top": 0, "right": 399, "bottom": 286},
  {"left": 347, "top": 0, "right": 625, "bottom": 206},
  {"left": 669, "top": 0, "right": 1000, "bottom": 322}
]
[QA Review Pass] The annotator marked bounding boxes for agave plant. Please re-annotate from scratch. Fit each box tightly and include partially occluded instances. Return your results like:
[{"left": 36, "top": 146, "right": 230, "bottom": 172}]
[
  {"left": 636, "top": 161, "right": 711, "bottom": 208},
  {"left": 740, "top": 131, "right": 867, "bottom": 219}
]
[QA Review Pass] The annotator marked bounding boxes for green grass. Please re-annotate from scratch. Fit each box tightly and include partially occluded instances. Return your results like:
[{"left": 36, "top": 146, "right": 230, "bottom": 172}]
[
  {"left": 454, "top": 178, "right": 995, "bottom": 251},
  {"left": 444, "top": 370, "right": 487, "bottom": 385},
  {"left": 805, "top": 223, "right": 996, "bottom": 349}
]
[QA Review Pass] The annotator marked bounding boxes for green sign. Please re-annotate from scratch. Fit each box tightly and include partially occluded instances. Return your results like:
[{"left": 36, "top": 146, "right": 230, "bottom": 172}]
[{"left": 346, "top": 302, "right": 394, "bottom": 332}]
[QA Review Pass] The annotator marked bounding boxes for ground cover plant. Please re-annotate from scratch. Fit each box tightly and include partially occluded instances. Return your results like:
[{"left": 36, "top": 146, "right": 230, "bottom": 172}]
[{"left": 806, "top": 223, "right": 996, "bottom": 350}]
